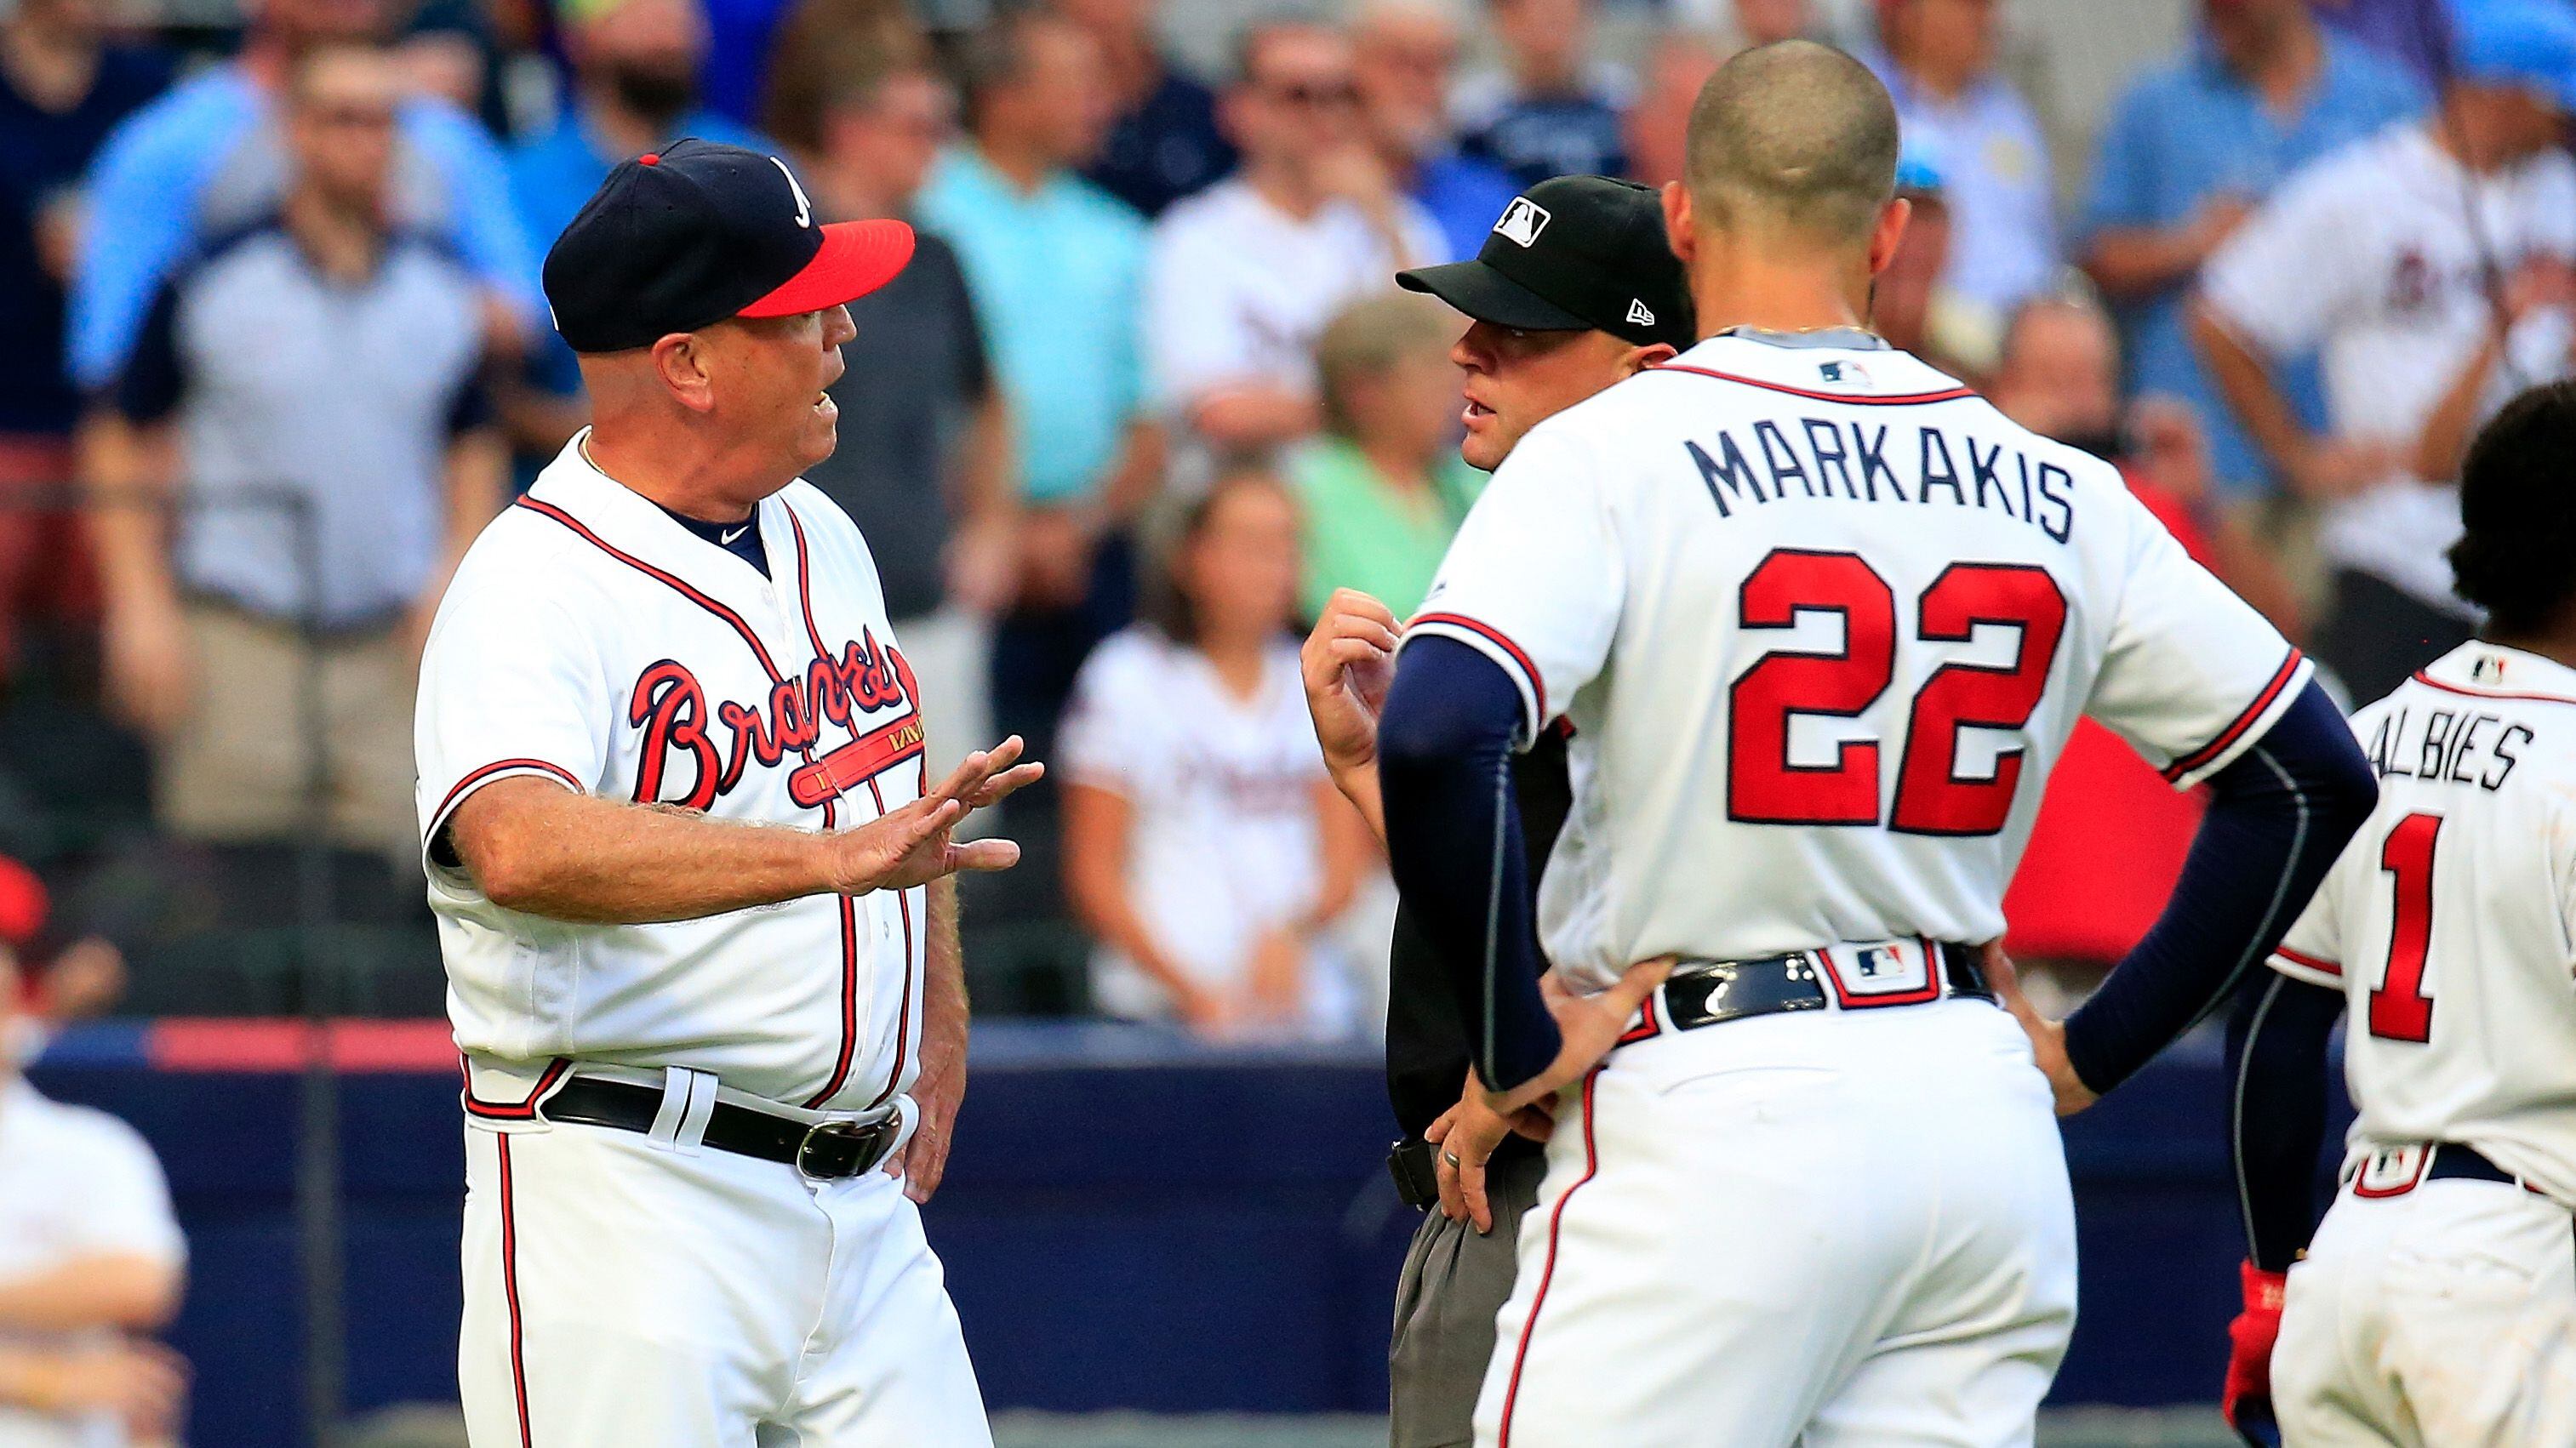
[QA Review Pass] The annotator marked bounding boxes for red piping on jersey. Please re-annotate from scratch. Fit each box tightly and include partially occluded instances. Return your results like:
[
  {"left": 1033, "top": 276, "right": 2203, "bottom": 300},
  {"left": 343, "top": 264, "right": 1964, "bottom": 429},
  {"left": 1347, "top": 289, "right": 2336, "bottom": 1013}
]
[
  {"left": 1650, "top": 362, "right": 1979, "bottom": 406},
  {"left": 783, "top": 506, "right": 905, "bottom": 1113},
  {"left": 497, "top": 1134, "right": 534, "bottom": 1448},
  {"left": 1497, "top": 1067, "right": 1603, "bottom": 1448},
  {"left": 2410, "top": 670, "right": 2576, "bottom": 708},
  {"left": 515, "top": 497, "right": 792, "bottom": 686},
  {"left": 434, "top": 759, "right": 583, "bottom": 835},
  {"left": 1410, "top": 612, "right": 1547, "bottom": 721},
  {"left": 463, "top": 1056, "right": 570, "bottom": 1120},
  {"left": 2273, "top": 944, "right": 2342, "bottom": 978},
  {"left": 1616, "top": 993, "right": 1662, "bottom": 1046},
  {"left": 2163, "top": 650, "right": 2305, "bottom": 783}
]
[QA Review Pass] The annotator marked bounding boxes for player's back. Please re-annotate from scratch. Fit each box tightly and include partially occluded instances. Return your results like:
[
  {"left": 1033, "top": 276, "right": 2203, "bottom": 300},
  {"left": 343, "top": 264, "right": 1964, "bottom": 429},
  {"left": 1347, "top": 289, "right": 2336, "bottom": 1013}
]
[
  {"left": 1415, "top": 333, "right": 2305, "bottom": 990},
  {"left": 2268, "top": 643, "right": 2576, "bottom": 1200}
]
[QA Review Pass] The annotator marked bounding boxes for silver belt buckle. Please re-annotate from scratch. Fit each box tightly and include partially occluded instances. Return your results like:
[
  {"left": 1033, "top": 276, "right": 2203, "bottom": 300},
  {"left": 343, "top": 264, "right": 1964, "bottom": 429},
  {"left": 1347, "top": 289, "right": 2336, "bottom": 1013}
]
[{"left": 796, "top": 1116, "right": 888, "bottom": 1180}]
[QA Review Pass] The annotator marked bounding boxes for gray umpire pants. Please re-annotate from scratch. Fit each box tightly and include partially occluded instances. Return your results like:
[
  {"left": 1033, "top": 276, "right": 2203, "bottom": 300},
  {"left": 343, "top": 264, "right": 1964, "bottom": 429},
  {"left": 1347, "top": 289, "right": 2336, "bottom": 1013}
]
[{"left": 1388, "top": 1149, "right": 1551, "bottom": 1448}]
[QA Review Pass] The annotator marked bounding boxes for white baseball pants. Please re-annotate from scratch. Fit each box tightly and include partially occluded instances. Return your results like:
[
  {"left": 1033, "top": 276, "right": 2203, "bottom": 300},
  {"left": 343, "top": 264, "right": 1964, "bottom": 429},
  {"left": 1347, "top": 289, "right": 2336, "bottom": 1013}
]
[
  {"left": 2274, "top": 1171, "right": 2576, "bottom": 1446},
  {"left": 1471, "top": 998, "right": 2077, "bottom": 1448},
  {"left": 459, "top": 1114, "right": 991, "bottom": 1447}
]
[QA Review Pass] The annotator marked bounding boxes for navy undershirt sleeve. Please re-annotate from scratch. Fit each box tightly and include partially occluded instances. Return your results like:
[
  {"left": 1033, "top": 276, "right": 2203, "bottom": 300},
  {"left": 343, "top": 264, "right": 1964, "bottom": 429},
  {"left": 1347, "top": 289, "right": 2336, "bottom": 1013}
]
[
  {"left": 2227, "top": 971, "right": 2345, "bottom": 1272},
  {"left": 1377, "top": 636, "right": 1562, "bottom": 1093},
  {"left": 2063, "top": 679, "right": 2377, "bottom": 1094}
]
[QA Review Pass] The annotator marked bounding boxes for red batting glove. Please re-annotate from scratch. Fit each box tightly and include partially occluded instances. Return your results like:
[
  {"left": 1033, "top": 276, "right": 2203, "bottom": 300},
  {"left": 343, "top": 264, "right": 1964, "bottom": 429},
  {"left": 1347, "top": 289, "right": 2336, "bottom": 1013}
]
[{"left": 2222, "top": 1262, "right": 2288, "bottom": 1445}]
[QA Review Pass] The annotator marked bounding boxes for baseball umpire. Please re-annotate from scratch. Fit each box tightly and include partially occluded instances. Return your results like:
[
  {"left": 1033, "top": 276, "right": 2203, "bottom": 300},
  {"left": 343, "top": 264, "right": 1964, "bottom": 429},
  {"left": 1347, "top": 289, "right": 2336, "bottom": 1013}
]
[
  {"left": 416, "top": 140, "right": 1040, "bottom": 1446},
  {"left": 1297, "top": 174, "right": 1694, "bottom": 1448}
]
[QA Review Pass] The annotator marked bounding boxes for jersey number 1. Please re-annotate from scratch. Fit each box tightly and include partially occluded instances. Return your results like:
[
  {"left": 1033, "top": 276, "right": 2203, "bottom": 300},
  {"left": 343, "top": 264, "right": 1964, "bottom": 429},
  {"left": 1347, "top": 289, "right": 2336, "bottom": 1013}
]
[
  {"left": 1728, "top": 550, "right": 2067, "bottom": 836},
  {"left": 2368, "top": 811, "right": 2442, "bottom": 1043}
]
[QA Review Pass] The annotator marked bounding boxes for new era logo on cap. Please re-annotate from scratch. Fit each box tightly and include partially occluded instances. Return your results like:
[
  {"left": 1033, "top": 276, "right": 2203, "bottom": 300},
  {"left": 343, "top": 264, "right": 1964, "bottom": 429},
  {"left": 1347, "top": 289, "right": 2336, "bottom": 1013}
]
[
  {"left": 1626, "top": 299, "right": 1655, "bottom": 328},
  {"left": 1494, "top": 197, "right": 1551, "bottom": 248}
]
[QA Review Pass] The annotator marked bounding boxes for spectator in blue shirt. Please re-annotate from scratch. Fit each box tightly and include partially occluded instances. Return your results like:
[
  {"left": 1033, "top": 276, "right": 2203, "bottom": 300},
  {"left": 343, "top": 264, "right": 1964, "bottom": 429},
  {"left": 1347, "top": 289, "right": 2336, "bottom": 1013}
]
[
  {"left": 2310, "top": 0, "right": 2453, "bottom": 91},
  {"left": 917, "top": 10, "right": 1164, "bottom": 767},
  {"left": 502, "top": 0, "right": 770, "bottom": 461},
  {"left": 1352, "top": 0, "right": 1518, "bottom": 261},
  {"left": 2081, "top": 0, "right": 2423, "bottom": 499},
  {"left": 1452, "top": 0, "right": 1632, "bottom": 186},
  {"left": 1053, "top": 0, "right": 1234, "bottom": 219},
  {"left": 0, "top": 0, "right": 169, "bottom": 678},
  {"left": 1867, "top": 0, "right": 2058, "bottom": 313},
  {"left": 64, "top": 0, "right": 538, "bottom": 396}
]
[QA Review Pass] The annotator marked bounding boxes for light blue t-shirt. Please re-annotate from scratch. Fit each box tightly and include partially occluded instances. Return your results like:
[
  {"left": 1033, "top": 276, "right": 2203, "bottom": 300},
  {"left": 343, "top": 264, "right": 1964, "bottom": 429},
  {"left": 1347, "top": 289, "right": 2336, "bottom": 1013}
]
[
  {"left": 68, "top": 66, "right": 540, "bottom": 391},
  {"left": 506, "top": 109, "right": 773, "bottom": 396},
  {"left": 1871, "top": 53, "right": 2059, "bottom": 313},
  {"left": 2081, "top": 32, "right": 2424, "bottom": 495},
  {"left": 915, "top": 147, "right": 1147, "bottom": 505}
]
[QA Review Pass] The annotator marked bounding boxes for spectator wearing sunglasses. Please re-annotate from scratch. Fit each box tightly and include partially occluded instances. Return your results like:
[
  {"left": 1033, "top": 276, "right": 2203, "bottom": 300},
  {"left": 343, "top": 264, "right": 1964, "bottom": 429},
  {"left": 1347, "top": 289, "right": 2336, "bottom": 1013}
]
[{"left": 1144, "top": 20, "right": 1442, "bottom": 464}]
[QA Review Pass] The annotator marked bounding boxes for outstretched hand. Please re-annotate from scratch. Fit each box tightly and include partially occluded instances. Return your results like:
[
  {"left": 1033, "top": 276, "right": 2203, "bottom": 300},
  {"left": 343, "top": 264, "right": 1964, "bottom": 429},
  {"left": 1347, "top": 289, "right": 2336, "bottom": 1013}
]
[
  {"left": 824, "top": 737, "right": 1044, "bottom": 895},
  {"left": 1985, "top": 941, "right": 2099, "bottom": 1116}
]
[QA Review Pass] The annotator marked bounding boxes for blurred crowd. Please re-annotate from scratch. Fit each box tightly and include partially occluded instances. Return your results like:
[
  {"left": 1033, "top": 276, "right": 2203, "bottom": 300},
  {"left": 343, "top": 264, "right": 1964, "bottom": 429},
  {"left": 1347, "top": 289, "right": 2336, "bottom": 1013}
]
[{"left": 0, "top": 0, "right": 2567, "bottom": 1046}]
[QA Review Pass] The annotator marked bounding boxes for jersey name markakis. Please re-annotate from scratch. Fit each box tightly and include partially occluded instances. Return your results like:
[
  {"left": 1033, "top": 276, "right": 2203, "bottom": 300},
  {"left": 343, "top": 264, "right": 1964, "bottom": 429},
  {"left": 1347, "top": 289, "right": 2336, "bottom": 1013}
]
[
  {"left": 628, "top": 626, "right": 923, "bottom": 812},
  {"left": 1685, "top": 419, "right": 2079, "bottom": 544}
]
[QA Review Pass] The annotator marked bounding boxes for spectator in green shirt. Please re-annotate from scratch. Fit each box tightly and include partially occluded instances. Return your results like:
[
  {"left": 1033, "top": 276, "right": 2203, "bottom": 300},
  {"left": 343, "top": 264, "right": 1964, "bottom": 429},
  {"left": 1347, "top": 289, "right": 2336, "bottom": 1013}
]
[{"left": 1288, "top": 292, "right": 1485, "bottom": 620}]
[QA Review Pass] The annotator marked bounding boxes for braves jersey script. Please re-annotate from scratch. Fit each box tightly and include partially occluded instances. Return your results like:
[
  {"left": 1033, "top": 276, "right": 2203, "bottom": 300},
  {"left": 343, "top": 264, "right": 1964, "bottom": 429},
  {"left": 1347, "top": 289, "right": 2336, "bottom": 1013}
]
[
  {"left": 2266, "top": 641, "right": 2576, "bottom": 1204},
  {"left": 416, "top": 431, "right": 930, "bottom": 1113},
  {"left": 1408, "top": 333, "right": 2310, "bottom": 990}
]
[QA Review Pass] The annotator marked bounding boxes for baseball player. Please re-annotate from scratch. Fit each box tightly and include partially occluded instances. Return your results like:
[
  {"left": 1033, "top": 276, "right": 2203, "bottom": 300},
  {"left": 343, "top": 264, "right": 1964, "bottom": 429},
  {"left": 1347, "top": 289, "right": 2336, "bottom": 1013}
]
[
  {"left": 415, "top": 140, "right": 1041, "bottom": 1447},
  {"left": 1298, "top": 174, "right": 1694, "bottom": 1448},
  {"left": 1373, "top": 43, "right": 2379, "bottom": 1446},
  {"left": 2221, "top": 379, "right": 2576, "bottom": 1446}
]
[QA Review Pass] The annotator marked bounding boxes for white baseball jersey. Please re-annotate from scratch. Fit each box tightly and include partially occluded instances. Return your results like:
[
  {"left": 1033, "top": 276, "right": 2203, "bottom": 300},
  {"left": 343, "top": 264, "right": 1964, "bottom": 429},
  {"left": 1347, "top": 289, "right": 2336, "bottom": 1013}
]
[
  {"left": 416, "top": 432, "right": 929, "bottom": 1113},
  {"left": 1408, "top": 332, "right": 2309, "bottom": 990},
  {"left": 2201, "top": 123, "right": 2576, "bottom": 608},
  {"left": 2265, "top": 641, "right": 2576, "bottom": 1204}
]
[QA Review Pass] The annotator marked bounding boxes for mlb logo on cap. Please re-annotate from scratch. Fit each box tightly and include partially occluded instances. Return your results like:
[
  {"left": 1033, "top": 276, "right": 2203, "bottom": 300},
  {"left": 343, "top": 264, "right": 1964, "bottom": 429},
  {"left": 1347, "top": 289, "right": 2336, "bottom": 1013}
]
[{"left": 1494, "top": 197, "right": 1551, "bottom": 248}]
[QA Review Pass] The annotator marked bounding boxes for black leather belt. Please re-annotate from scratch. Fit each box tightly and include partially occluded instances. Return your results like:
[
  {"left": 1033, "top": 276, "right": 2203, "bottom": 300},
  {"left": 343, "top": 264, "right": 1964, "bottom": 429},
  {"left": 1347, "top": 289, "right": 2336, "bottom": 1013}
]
[
  {"left": 1657, "top": 942, "right": 1991, "bottom": 1034},
  {"left": 2427, "top": 1143, "right": 2524, "bottom": 1188},
  {"left": 541, "top": 1075, "right": 900, "bottom": 1180}
]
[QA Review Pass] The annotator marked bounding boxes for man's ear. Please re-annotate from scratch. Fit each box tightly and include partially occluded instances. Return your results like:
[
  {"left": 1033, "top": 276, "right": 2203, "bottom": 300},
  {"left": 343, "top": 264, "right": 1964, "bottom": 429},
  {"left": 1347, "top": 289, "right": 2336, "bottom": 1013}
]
[
  {"left": 1866, "top": 196, "right": 1912, "bottom": 279},
  {"left": 1661, "top": 180, "right": 1697, "bottom": 265},
  {"left": 650, "top": 332, "right": 717, "bottom": 413},
  {"left": 1620, "top": 341, "right": 1679, "bottom": 378}
]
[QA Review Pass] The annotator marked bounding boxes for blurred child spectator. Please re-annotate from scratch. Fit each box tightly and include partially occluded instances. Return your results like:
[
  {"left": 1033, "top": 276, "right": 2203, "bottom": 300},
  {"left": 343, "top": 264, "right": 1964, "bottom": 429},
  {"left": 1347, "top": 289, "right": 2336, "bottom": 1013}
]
[
  {"left": 1867, "top": 0, "right": 2059, "bottom": 314},
  {"left": 2190, "top": 0, "right": 2576, "bottom": 702},
  {"left": 1351, "top": 0, "right": 1517, "bottom": 261},
  {"left": 1872, "top": 151, "right": 1996, "bottom": 379},
  {"left": 87, "top": 44, "right": 506, "bottom": 862},
  {"left": 1053, "top": 0, "right": 1234, "bottom": 219},
  {"left": 2081, "top": 0, "right": 2421, "bottom": 507},
  {"left": 917, "top": 9, "right": 1162, "bottom": 761},
  {"left": 792, "top": 59, "right": 1014, "bottom": 776},
  {"left": 1288, "top": 292, "right": 1482, "bottom": 619},
  {"left": 502, "top": 0, "right": 769, "bottom": 459},
  {"left": 1452, "top": 0, "right": 1632, "bottom": 186},
  {"left": 1060, "top": 470, "right": 1375, "bottom": 1040},
  {"left": 1146, "top": 21, "right": 1442, "bottom": 460},
  {"left": 65, "top": 0, "right": 538, "bottom": 400},
  {"left": 0, "top": 0, "right": 169, "bottom": 681},
  {"left": 0, "top": 949, "right": 187, "bottom": 1448},
  {"left": 1620, "top": 28, "right": 1722, "bottom": 191}
]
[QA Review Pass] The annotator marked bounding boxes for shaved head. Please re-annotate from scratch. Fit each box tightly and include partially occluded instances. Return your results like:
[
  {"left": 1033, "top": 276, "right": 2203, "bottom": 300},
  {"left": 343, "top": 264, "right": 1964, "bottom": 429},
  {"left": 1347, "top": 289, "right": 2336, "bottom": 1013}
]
[{"left": 1683, "top": 39, "right": 1899, "bottom": 246}]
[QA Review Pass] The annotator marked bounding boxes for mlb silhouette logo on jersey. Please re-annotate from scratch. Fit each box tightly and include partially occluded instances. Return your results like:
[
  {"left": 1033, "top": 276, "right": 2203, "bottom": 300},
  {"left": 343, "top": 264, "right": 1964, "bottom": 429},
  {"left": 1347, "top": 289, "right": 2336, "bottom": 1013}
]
[
  {"left": 1494, "top": 197, "right": 1551, "bottom": 248},
  {"left": 1819, "top": 358, "right": 1873, "bottom": 387}
]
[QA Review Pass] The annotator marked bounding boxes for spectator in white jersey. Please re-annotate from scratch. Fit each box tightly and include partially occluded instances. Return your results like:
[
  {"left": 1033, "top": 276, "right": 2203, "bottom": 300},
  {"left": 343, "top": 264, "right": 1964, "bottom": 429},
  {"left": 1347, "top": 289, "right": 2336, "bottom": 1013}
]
[
  {"left": 2190, "top": 0, "right": 2576, "bottom": 703},
  {"left": 0, "top": 950, "right": 189, "bottom": 1448},
  {"left": 1060, "top": 470, "right": 1378, "bottom": 1039},
  {"left": 1144, "top": 20, "right": 1444, "bottom": 464}
]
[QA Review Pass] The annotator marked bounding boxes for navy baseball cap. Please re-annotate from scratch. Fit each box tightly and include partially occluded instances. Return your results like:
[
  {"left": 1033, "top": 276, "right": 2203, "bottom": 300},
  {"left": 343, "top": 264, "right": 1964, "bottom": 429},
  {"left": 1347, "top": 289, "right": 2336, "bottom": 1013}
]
[
  {"left": 1396, "top": 175, "right": 1694, "bottom": 350},
  {"left": 543, "top": 138, "right": 916, "bottom": 355}
]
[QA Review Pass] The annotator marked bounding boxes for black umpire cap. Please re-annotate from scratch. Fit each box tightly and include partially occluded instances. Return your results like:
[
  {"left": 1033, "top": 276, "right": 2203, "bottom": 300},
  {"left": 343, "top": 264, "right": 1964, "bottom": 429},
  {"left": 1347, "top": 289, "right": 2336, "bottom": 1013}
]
[
  {"left": 543, "top": 138, "right": 916, "bottom": 354},
  {"left": 1397, "top": 175, "right": 1694, "bottom": 351}
]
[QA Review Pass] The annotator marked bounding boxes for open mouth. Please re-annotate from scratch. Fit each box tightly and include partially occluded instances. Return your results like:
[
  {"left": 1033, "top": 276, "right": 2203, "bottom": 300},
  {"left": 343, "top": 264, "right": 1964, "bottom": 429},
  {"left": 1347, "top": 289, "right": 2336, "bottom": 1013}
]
[
  {"left": 814, "top": 390, "right": 837, "bottom": 418},
  {"left": 1463, "top": 396, "right": 1495, "bottom": 425}
]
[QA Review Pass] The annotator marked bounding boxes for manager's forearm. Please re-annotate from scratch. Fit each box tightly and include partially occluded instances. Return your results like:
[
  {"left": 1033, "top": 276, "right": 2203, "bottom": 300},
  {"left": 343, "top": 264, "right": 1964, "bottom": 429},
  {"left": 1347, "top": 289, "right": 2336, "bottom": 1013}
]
[
  {"left": 448, "top": 778, "right": 840, "bottom": 924},
  {"left": 924, "top": 875, "right": 968, "bottom": 1040}
]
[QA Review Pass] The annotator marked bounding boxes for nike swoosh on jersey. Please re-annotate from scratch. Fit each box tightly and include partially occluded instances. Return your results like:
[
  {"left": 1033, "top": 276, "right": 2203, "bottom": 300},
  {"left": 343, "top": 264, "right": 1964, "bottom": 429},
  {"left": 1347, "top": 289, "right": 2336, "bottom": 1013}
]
[{"left": 721, "top": 526, "right": 749, "bottom": 544}]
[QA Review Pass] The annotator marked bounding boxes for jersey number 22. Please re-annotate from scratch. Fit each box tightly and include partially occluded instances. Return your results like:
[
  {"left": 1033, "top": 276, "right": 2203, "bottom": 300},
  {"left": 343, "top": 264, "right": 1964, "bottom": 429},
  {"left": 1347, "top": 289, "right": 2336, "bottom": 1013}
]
[{"left": 1728, "top": 549, "right": 2066, "bottom": 837}]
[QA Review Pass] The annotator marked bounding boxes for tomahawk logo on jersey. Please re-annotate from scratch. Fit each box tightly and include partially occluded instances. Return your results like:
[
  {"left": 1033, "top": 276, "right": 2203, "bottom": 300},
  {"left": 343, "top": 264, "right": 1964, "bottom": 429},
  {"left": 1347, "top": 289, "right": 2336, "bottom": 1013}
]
[
  {"left": 2265, "top": 642, "right": 2576, "bottom": 1200},
  {"left": 415, "top": 436, "right": 930, "bottom": 1115},
  {"left": 1406, "top": 332, "right": 2310, "bottom": 989}
]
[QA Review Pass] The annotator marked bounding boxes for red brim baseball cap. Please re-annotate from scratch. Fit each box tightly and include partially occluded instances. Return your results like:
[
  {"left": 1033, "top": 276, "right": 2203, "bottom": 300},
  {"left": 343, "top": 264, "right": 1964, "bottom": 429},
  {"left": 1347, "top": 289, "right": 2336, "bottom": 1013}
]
[{"left": 738, "top": 218, "right": 917, "bottom": 318}]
